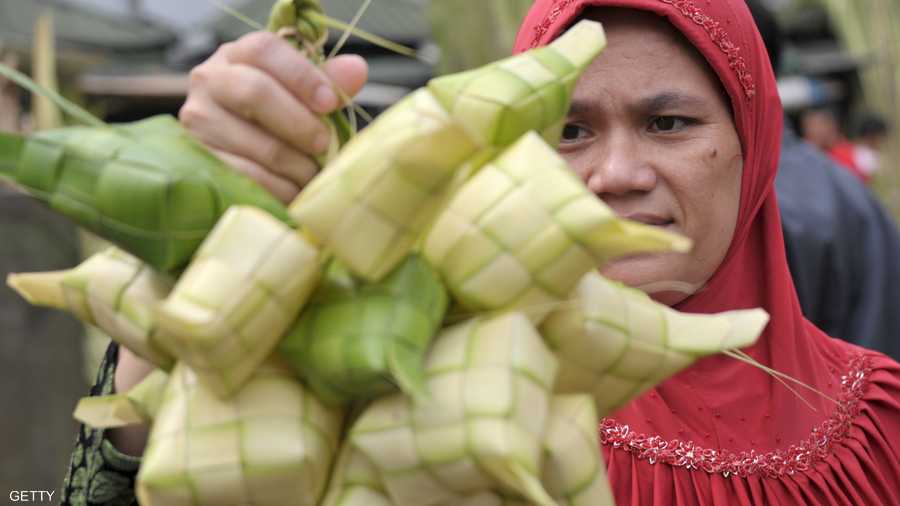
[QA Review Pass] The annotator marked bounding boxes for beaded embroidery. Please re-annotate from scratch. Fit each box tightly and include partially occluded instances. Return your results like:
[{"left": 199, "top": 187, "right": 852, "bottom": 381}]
[
  {"left": 599, "top": 355, "right": 873, "bottom": 478},
  {"left": 530, "top": 0, "right": 577, "bottom": 48},
  {"left": 528, "top": 0, "right": 757, "bottom": 99}
]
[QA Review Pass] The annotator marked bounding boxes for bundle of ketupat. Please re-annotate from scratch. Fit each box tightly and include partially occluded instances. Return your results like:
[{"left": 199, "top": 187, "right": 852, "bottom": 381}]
[{"left": 3, "top": 2, "right": 772, "bottom": 505}]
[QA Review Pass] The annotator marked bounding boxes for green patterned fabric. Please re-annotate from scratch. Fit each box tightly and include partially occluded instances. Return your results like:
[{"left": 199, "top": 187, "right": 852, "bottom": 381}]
[{"left": 61, "top": 342, "right": 140, "bottom": 506}]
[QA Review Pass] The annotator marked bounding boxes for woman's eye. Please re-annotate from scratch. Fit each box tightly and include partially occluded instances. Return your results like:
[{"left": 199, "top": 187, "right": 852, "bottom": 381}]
[
  {"left": 650, "top": 116, "right": 690, "bottom": 132},
  {"left": 561, "top": 123, "right": 588, "bottom": 142}
]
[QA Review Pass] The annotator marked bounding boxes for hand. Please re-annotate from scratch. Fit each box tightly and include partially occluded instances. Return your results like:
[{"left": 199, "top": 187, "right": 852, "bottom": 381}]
[
  {"left": 179, "top": 31, "right": 368, "bottom": 203},
  {"left": 107, "top": 346, "right": 155, "bottom": 456}
]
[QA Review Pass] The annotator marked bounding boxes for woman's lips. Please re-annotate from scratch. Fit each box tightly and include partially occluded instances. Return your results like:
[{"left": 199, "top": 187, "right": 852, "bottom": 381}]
[{"left": 623, "top": 213, "right": 675, "bottom": 227}]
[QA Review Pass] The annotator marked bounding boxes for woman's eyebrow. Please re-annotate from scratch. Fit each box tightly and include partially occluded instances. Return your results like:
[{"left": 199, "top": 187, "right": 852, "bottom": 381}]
[
  {"left": 567, "top": 99, "right": 591, "bottom": 116},
  {"left": 566, "top": 92, "right": 709, "bottom": 117},
  {"left": 637, "top": 92, "right": 708, "bottom": 113}
]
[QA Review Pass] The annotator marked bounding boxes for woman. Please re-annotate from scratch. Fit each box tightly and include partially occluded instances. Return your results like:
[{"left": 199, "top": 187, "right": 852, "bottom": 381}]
[
  {"left": 61, "top": 1, "right": 900, "bottom": 504},
  {"left": 515, "top": 1, "right": 900, "bottom": 503}
]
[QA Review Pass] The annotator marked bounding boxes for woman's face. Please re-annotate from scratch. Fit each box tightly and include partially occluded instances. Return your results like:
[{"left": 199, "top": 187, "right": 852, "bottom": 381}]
[{"left": 559, "top": 9, "right": 743, "bottom": 305}]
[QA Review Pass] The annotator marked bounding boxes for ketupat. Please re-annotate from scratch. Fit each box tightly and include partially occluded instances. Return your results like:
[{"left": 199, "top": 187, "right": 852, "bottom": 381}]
[
  {"left": 320, "top": 443, "right": 394, "bottom": 506},
  {"left": 426, "top": 19, "right": 605, "bottom": 149},
  {"left": 289, "top": 20, "right": 608, "bottom": 282},
  {"left": 0, "top": 115, "right": 293, "bottom": 273},
  {"left": 542, "top": 395, "right": 614, "bottom": 506},
  {"left": 7, "top": 247, "right": 174, "bottom": 369},
  {"left": 136, "top": 357, "right": 343, "bottom": 506},
  {"left": 155, "top": 206, "right": 321, "bottom": 398},
  {"left": 331, "top": 395, "right": 614, "bottom": 506},
  {"left": 423, "top": 132, "right": 690, "bottom": 324},
  {"left": 349, "top": 312, "right": 559, "bottom": 506},
  {"left": 280, "top": 255, "right": 448, "bottom": 405},
  {"left": 541, "top": 271, "right": 769, "bottom": 415},
  {"left": 444, "top": 492, "right": 530, "bottom": 506},
  {"left": 73, "top": 368, "right": 170, "bottom": 428},
  {"left": 289, "top": 87, "right": 480, "bottom": 281}
]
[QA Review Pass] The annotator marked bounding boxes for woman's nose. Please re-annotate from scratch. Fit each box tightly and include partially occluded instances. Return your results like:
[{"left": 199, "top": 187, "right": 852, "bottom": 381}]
[{"left": 581, "top": 134, "right": 658, "bottom": 196}]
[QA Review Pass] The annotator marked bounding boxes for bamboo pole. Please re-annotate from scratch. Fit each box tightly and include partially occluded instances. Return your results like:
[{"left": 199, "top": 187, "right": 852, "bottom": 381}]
[
  {"left": 0, "top": 46, "right": 21, "bottom": 133},
  {"left": 32, "top": 11, "right": 62, "bottom": 131},
  {"left": 871, "top": 0, "right": 900, "bottom": 216},
  {"left": 30, "top": 10, "right": 106, "bottom": 381}
]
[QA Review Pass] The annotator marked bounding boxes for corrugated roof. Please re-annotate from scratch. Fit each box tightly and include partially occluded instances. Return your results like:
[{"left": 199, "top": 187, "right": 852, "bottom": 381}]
[
  {"left": 212, "top": 0, "right": 429, "bottom": 45},
  {"left": 0, "top": 0, "right": 176, "bottom": 53},
  {"left": 42, "top": 0, "right": 432, "bottom": 110}
]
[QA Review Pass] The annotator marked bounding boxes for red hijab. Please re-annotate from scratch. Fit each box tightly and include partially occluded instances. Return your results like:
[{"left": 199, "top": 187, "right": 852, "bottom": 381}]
[{"left": 516, "top": 1, "right": 900, "bottom": 503}]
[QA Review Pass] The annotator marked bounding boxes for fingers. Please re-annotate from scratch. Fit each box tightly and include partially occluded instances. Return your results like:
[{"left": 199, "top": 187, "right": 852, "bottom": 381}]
[
  {"left": 180, "top": 30, "right": 370, "bottom": 202},
  {"left": 198, "top": 62, "right": 332, "bottom": 156},
  {"left": 211, "top": 148, "right": 301, "bottom": 204},
  {"left": 226, "top": 32, "right": 366, "bottom": 114},
  {"left": 180, "top": 99, "right": 319, "bottom": 189},
  {"left": 322, "top": 54, "right": 369, "bottom": 106}
]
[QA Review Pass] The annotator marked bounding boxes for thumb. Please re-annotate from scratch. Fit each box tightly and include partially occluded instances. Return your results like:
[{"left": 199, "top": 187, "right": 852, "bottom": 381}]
[{"left": 322, "top": 54, "right": 369, "bottom": 107}]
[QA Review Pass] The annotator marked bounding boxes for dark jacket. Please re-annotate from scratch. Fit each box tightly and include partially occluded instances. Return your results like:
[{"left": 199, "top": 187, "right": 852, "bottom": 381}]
[{"left": 777, "top": 126, "right": 900, "bottom": 359}]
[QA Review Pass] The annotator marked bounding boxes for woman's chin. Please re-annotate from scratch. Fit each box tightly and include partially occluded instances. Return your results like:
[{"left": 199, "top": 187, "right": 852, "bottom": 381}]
[{"left": 599, "top": 254, "right": 699, "bottom": 306}]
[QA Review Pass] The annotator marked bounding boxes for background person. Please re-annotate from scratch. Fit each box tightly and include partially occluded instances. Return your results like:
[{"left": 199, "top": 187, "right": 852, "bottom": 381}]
[{"left": 749, "top": 0, "right": 900, "bottom": 361}]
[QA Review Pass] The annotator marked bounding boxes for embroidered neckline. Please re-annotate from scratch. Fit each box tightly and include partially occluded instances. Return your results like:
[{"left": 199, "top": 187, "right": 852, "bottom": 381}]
[
  {"left": 528, "top": 0, "right": 757, "bottom": 99},
  {"left": 599, "top": 355, "right": 873, "bottom": 478}
]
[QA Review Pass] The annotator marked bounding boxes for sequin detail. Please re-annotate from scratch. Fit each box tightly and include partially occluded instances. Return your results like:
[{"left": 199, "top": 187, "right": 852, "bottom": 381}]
[
  {"left": 599, "top": 355, "right": 873, "bottom": 478},
  {"left": 530, "top": 0, "right": 576, "bottom": 47},
  {"left": 528, "top": 0, "right": 757, "bottom": 99}
]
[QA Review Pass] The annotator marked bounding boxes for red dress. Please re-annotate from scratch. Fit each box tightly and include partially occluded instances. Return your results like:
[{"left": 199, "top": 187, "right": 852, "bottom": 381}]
[{"left": 515, "top": 1, "right": 900, "bottom": 504}]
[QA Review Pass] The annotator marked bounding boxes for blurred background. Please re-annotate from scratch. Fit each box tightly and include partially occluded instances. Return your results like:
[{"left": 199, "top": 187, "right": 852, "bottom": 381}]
[{"left": 1, "top": 0, "right": 899, "bottom": 495}]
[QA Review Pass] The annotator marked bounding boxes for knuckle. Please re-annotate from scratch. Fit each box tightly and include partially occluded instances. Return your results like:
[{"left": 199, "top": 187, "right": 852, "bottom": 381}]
[
  {"left": 238, "top": 31, "right": 279, "bottom": 61},
  {"left": 214, "top": 41, "right": 236, "bottom": 59},
  {"left": 274, "top": 178, "right": 301, "bottom": 204},
  {"left": 231, "top": 73, "right": 268, "bottom": 111},
  {"left": 308, "top": 118, "right": 331, "bottom": 140},
  {"left": 283, "top": 186, "right": 300, "bottom": 203},
  {"left": 285, "top": 58, "right": 318, "bottom": 95},
  {"left": 256, "top": 136, "right": 286, "bottom": 170},
  {"left": 177, "top": 100, "right": 207, "bottom": 129},
  {"left": 188, "top": 63, "right": 212, "bottom": 87},
  {"left": 293, "top": 159, "right": 318, "bottom": 187}
]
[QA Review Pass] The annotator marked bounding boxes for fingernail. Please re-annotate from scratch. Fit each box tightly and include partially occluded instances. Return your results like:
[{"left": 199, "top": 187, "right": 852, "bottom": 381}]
[
  {"left": 313, "top": 131, "right": 331, "bottom": 154},
  {"left": 313, "top": 85, "right": 337, "bottom": 112}
]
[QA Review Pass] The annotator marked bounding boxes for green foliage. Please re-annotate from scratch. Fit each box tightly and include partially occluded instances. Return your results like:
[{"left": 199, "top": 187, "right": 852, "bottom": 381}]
[{"left": 428, "top": 0, "right": 533, "bottom": 74}]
